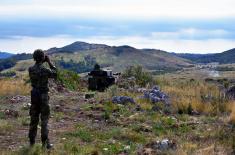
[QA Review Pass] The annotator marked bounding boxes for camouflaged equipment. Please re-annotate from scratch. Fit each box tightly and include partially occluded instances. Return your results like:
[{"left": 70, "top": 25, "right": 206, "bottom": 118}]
[{"left": 88, "top": 65, "right": 115, "bottom": 91}]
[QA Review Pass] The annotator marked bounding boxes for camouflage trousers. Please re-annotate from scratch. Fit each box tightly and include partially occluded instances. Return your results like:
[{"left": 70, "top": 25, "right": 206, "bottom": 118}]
[{"left": 28, "top": 89, "right": 50, "bottom": 144}]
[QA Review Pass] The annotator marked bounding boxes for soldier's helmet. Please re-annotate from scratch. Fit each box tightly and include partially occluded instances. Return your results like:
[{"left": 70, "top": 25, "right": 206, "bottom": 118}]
[
  {"left": 94, "top": 64, "right": 101, "bottom": 70},
  {"left": 33, "top": 49, "right": 45, "bottom": 62}
]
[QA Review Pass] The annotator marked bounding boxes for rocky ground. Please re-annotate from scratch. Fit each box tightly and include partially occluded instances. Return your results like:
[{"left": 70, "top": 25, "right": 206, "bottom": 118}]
[{"left": 0, "top": 83, "right": 235, "bottom": 155}]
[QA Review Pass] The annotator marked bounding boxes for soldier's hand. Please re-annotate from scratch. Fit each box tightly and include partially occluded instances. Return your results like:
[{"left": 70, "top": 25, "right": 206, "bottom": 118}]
[{"left": 45, "top": 55, "right": 50, "bottom": 63}]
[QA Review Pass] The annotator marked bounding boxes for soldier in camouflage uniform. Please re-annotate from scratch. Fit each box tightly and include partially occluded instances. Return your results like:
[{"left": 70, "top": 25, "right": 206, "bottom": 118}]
[{"left": 28, "top": 49, "right": 57, "bottom": 149}]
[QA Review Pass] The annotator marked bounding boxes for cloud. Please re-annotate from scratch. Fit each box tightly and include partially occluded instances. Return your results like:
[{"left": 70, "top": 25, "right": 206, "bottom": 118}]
[
  {"left": 1, "top": 35, "right": 235, "bottom": 54},
  {"left": 0, "top": 0, "right": 234, "bottom": 53},
  {"left": 0, "top": 35, "right": 75, "bottom": 53},
  {"left": 0, "top": 0, "right": 235, "bottom": 19},
  {"left": 151, "top": 28, "right": 230, "bottom": 39}
]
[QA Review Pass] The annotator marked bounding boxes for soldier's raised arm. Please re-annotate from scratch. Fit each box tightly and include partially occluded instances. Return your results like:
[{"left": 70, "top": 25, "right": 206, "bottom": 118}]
[{"left": 44, "top": 55, "right": 57, "bottom": 79}]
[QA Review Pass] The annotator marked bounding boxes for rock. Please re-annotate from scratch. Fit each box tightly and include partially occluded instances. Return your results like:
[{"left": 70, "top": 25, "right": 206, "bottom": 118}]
[
  {"left": 56, "top": 84, "right": 66, "bottom": 92},
  {"left": 138, "top": 139, "right": 177, "bottom": 154},
  {"left": 22, "top": 103, "right": 31, "bottom": 110},
  {"left": 4, "top": 109, "right": 19, "bottom": 118},
  {"left": 124, "top": 145, "right": 131, "bottom": 150},
  {"left": 146, "top": 139, "right": 177, "bottom": 151},
  {"left": 103, "top": 148, "right": 108, "bottom": 151},
  {"left": 226, "top": 85, "right": 235, "bottom": 99},
  {"left": 142, "top": 86, "right": 169, "bottom": 104},
  {"left": 88, "top": 99, "right": 96, "bottom": 104},
  {"left": 54, "top": 104, "right": 64, "bottom": 112},
  {"left": 112, "top": 96, "right": 135, "bottom": 104},
  {"left": 137, "top": 88, "right": 147, "bottom": 93},
  {"left": 191, "top": 110, "right": 200, "bottom": 115},
  {"left": 159, "top": 139, "right": 169, "bottom": 150},
  {"left": 10, "top": 95, "right": 29, "bottom": 104}
]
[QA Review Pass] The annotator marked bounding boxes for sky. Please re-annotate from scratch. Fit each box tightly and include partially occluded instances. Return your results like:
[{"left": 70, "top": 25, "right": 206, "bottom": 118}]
[{"left": 0, "top": 0, "right": 235, "bottom": 53}]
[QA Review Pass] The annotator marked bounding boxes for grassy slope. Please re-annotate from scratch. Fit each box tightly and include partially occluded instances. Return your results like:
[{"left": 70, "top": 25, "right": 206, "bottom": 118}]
[
  {"left": 0, "top": 68, "right": 235, "bottom": 154},
  {"left": 51, "top": 48, "right": 192, "bottom": 72},
  {"left": 0, "top": 42, "right": 192, "bottom": 74}
]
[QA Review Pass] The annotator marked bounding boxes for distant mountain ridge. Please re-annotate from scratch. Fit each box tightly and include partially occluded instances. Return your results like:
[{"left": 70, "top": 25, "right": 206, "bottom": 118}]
[
  {"left": 0, "top": 53, "right": 32, "bottom": 71},
  {"left": 46, "top": 41, "right": 192, "bottom": 72},
  {"left": 3, "top": 41, "right": 235, "bottom": 74},
  {"left": 175, "top": 48, "right": 235, "bottom": 64},
  {"left": 47, "top": 41, "right": 110, "bottom": 54},
  {"left": 0, "top": 52, "right": 14, "bottom": 59}
]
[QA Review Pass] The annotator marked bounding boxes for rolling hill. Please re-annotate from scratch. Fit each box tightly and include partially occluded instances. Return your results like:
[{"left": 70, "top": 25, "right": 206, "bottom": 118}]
[
  {"left": 46, "top": 41, "right": 192, "bottom": 72},
  {"left": 0, "top": 41, "right": 192, "bottom": 74},
  {"left": 0, "top": 53, "right": 32, "bottom": 72},
  {"left": 175, "top": 48, "right": 235, "bottom": 64},
  {"left": 0, "top": 52, "right": 14, "bottom": 59}
]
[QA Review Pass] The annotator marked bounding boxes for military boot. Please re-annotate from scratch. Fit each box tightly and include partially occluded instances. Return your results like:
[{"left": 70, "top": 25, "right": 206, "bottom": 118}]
[
  {"left": 29, "top": 138, "right": 35, "bottom": 147},
  {"left": 42, "top": 140, "right": 53, "bottom": 149}
]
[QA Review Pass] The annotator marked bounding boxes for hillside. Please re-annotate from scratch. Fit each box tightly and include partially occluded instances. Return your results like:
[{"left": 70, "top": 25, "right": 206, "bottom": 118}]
[
  {"left": 46, "top": 41, "right": 192, "bottom": 73},
  {"left": 0, "top": 41, "right": 192, "bottom": 74},
  {"left": 0, "top": 66, "right": 235, "bottom": 154},
  {"left": 0, "top": 53, "right": 32, "bottom": 72},
  {"left": 0, "top": 52, "right": 14, "bottom": 59},
  {"left": 175, "top": 48, "right": 235, "bottom": 64}
]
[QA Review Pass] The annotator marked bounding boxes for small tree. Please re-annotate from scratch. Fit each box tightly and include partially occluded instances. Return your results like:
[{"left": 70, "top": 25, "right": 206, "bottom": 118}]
[{"left": 122, "top": 65, "right": 154, "bottom": 87}]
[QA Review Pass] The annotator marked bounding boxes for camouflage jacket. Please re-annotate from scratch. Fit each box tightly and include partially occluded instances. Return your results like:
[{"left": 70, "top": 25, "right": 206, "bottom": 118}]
[{"left": 28, "top": 63, "right": 57, "bottom": 92}]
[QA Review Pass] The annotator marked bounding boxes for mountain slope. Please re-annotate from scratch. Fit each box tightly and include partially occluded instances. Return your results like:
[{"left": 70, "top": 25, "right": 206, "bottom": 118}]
[
  {"left": 0, "top": 53, "right": 32, "bottom": 72},
  {"left": 47, "top": 41, "right": 110, "bottom": 54},
  {"left": 175, "top": 48, "right": 235, "bottom": 64},
  {"left": 0, "top": 52, "right": 14, "bottom": 59},
  {"left": 46, "top": 41, "right": 192, "bottom": 72}
]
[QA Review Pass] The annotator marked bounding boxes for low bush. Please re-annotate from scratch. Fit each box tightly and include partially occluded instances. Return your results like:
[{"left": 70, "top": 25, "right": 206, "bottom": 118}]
[
  {"left": 122, "top": 65, "right": 154, "bottom": 87},
  {"left": 57, "top": 69, "right": 80, "bottom": 90},
  {"left": 0, "top": 71, "right": 16, "bottom": 77}
]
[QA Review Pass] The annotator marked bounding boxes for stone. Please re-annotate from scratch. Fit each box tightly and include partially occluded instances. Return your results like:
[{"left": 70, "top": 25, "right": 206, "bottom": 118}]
[
  {"left": 112, "top": 96, "right": 135, "bottom": 104},
  {"left": 4, "top": 109, "right": 19, "bottom": 118},
  {"left": 22, "top": 103, "right": 31, "bottom": 110},
  {"left": 142, "top": 86, "right": 169, "bottom": 104},
  {"left": 226, "top": 85, "right": 235, "bottom": 99},
  {"left": 143, "top": 138, "right": 177, "bottom": 152},
  {"left": 10, "top": 95, "right": 29, "bottom": 104}
]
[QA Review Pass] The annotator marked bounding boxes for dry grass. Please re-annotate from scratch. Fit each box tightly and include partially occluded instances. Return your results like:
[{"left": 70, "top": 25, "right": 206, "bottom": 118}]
[
  {"left": 229, "top": 102, "right": 235, "bottom": 123},
  {"left": 157, "top": 76, "right": 227, "bottom": 114},
  {"left": 0, "top": 78, "right": 31, "bottom": 96},
  {"left": 0, "top": 119, "right": 14, "bottom": 134}
]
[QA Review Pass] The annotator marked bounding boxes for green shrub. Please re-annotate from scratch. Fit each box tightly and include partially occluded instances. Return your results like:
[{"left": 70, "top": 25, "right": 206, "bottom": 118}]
[
  {"left": 0, "top": 71, "right": 16, "bottom": 77},
  {"left": 0, "top": 111, "right": 5, "bottom": 119},
  {"left": 106, "top": 85, "right": 119, "bottom": 97},
  {"left": 57, "top": 69, "right": 80, "bottom": 90},
  {"left": 0, "top": 120, "right": 14, "bottom": 134},
  {"left": 65, "top": 128, "right": 93, "bottom": 142},
  {"left": 122, "top": 65, "right": 154, "bottom": 87},
  {"left": 19, "top": 117, "right": 30, "bottom": 126}
]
